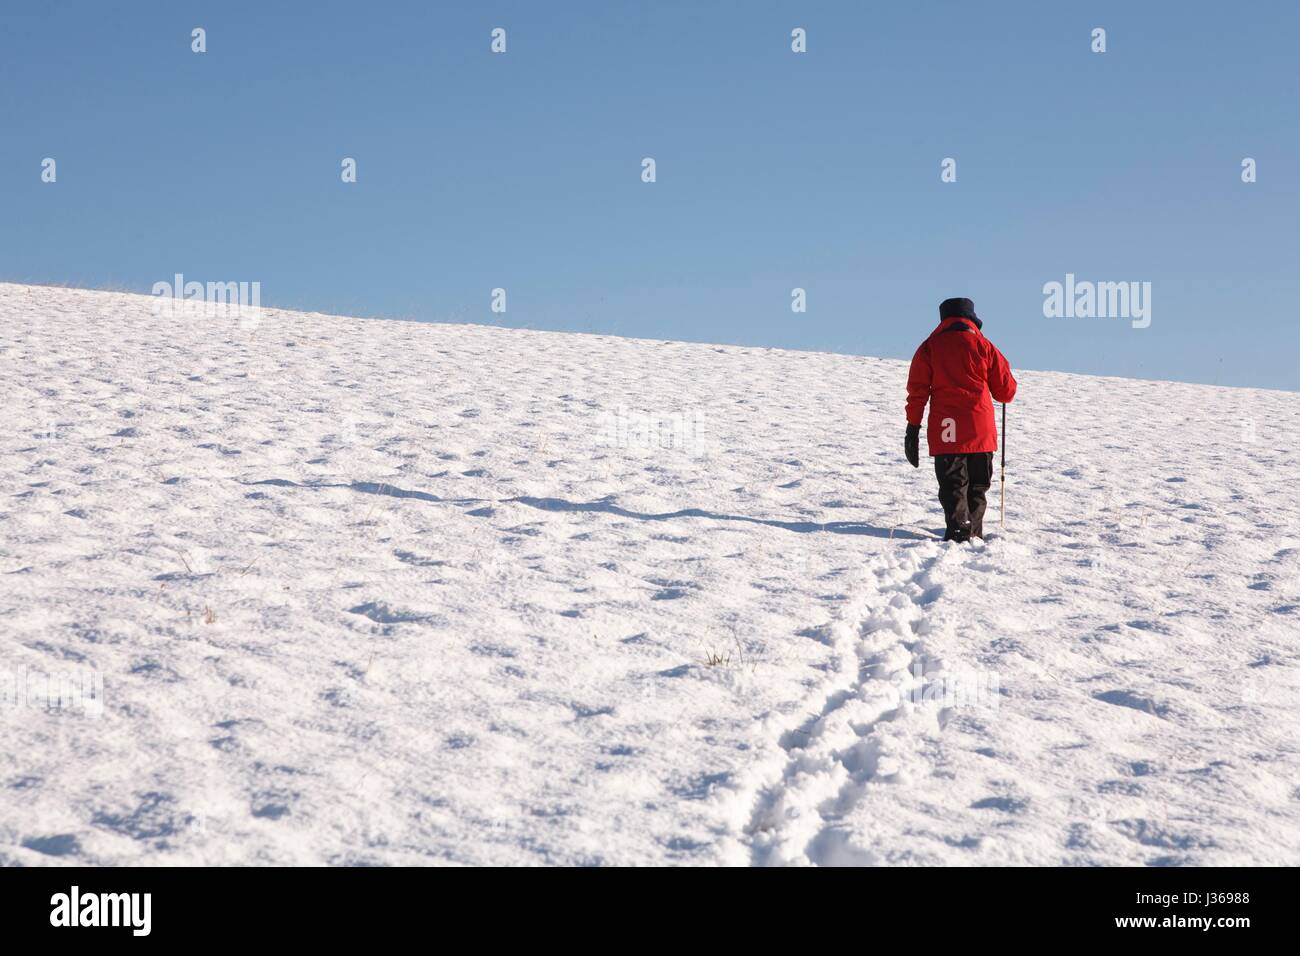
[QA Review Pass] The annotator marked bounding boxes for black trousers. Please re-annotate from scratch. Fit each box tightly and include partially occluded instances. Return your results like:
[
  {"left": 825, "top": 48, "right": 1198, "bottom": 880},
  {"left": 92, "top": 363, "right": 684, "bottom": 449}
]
[{"left": 934, "top": 452, "right": 994, "bottom": 541}]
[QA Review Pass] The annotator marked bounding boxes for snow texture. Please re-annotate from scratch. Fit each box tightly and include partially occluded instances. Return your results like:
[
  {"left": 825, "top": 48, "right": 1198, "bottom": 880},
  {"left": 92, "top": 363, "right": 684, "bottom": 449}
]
[{"left": 2, "top": 283, "right": 1298, "bottom": 866}]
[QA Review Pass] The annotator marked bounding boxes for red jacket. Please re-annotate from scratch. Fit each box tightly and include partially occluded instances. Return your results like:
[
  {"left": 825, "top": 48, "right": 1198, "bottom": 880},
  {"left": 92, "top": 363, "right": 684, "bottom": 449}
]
[{"left": 906, "top": 317, "right": 1017, "bottom": 455}]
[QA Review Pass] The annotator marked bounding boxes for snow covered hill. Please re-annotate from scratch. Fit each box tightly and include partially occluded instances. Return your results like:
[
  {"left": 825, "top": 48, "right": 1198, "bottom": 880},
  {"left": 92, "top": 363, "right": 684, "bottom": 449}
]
[{"left": 2, "top": 282, "right": 1298, "bottom": 866}]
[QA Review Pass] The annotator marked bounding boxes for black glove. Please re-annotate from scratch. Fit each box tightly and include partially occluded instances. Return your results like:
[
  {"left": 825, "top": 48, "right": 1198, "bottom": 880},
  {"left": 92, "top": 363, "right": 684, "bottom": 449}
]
[{"left": 904, "top": 424, "right": 920, "bottom": 468}]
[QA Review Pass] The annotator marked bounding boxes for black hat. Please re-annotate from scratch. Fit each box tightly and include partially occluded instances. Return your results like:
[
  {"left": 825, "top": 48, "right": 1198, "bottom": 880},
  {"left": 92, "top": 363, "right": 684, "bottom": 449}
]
[
  {"left": 939, "top": 297, "right": 977, "bottom": 320},
  {"left": 939, "top": 297, "right": 981, "bottom": 328}
]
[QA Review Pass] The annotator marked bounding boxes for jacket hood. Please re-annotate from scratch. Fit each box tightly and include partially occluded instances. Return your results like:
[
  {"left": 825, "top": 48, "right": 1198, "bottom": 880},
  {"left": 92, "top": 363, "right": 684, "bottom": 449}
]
[{"left": 936, "top": 315, "right": 983, "bottom": 333}]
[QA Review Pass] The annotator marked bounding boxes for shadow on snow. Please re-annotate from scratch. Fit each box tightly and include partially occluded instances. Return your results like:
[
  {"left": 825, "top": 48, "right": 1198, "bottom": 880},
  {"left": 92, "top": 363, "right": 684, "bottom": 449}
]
[{"left": 241, "top": 479, "right": 934, "bottom": 541}]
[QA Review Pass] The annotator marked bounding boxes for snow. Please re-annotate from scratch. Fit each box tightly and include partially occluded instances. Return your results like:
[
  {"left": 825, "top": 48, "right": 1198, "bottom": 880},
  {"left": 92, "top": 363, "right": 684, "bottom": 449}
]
[{"left": 2, "top": 282, "right": 1297, "bottom": 866}]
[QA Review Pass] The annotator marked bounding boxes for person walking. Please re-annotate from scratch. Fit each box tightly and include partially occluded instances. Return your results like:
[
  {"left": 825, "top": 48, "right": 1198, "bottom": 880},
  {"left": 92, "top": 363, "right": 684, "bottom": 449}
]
[{"left": 904, "top": 297, "right": 1017, "bottom": 541}]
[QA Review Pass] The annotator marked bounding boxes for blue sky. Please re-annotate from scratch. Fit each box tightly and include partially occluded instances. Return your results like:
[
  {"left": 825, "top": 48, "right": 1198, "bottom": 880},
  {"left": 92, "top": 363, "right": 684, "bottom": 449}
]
[{"left": 3, "top": 1, "right": 1297, "bottom": 389}]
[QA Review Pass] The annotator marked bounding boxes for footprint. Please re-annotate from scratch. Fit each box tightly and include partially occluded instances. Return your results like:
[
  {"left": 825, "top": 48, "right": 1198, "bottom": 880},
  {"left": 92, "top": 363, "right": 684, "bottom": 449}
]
[
  {"left": 1094, "top": 689, "right": 1171, "bottom": 719},
  {"left": 22, "top": 833, "right": 82, "bottom": 857},
  {"left": 970, "top": 795, "right": 1029, "bottom": 814},
  {"left": 347, "top": 601, "right": 433, "bottom": 624}
]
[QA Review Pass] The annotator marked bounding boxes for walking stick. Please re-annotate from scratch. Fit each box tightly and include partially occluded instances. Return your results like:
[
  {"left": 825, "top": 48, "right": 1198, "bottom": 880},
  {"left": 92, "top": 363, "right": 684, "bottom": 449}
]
[{"left": 1000, "top": 403, "right": 1007, "bottom": 528}]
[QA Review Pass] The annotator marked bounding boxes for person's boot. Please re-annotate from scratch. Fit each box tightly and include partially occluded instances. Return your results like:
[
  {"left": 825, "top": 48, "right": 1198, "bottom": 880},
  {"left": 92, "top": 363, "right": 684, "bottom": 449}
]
[{"left": 944, "top": 521, "right": 972, "bottom": 543}]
